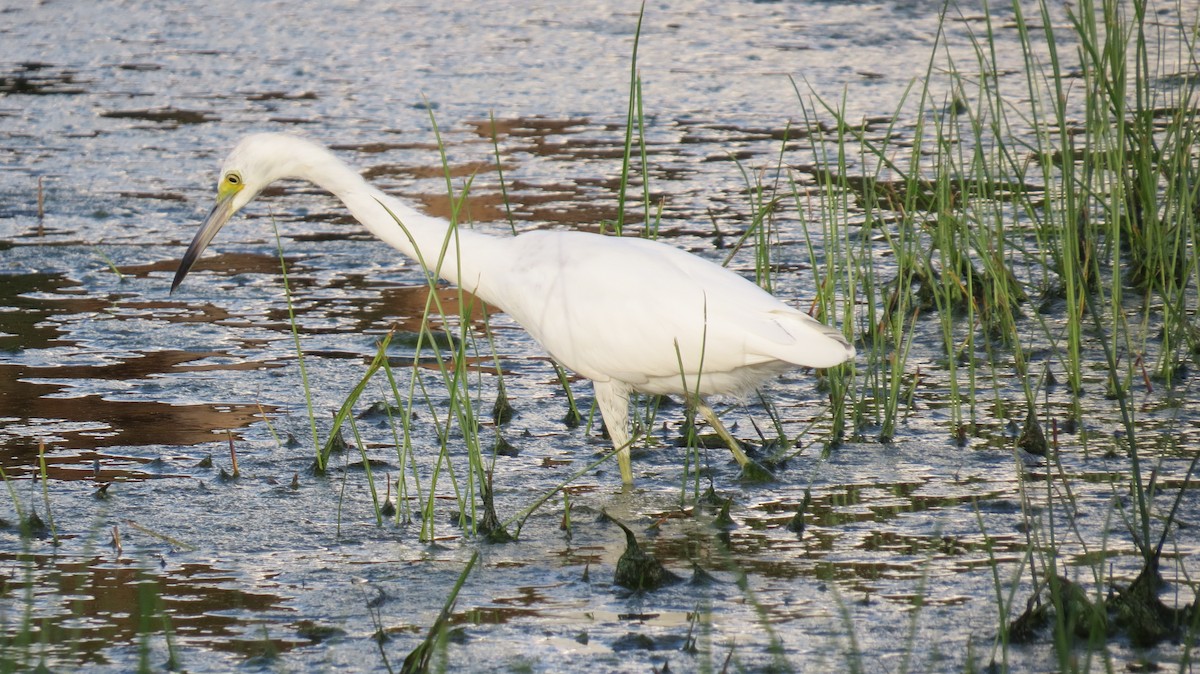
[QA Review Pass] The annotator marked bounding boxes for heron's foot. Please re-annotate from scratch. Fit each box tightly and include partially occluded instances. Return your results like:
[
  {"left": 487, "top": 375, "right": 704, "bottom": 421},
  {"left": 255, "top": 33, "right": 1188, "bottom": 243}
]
[{"left": 736, "top": 457, "right": 775, "bottom": 483}]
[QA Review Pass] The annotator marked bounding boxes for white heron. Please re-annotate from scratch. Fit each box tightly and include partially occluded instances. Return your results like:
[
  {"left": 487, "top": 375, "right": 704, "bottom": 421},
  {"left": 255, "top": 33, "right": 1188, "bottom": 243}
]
[{"left": 171, "top": 133, "right": 855, "bottom": 484}]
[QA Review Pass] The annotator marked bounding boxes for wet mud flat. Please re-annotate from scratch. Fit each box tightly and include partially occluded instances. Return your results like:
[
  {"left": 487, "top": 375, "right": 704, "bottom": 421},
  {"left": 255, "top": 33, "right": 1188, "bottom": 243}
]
[{"left": 3, "top": 0, "right": 1200, "bottom": 672}]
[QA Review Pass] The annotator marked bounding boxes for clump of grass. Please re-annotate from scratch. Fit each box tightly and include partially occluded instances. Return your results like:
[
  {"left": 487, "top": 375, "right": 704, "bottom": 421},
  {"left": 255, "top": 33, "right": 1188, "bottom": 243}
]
[
  {"left": 723, "top": 147, "right": 787, "bottom": 293},
  {"left": 611, "top": 2, "right": 648, "bottom": 237},
  {"left": 91, "top": 245, "right": 125, "bottom": 281},
  {"left": 35, "top": 443, "right": 57, "bottom": 545},
  {"left": 795, "top": 0, "right": 1199, "bottom": 665},
  {"left": 272, "top": 218, "right": 323, "bottom": 471},
  {"left": 370, "top": 102, "right": 517, "bottom": 543}
]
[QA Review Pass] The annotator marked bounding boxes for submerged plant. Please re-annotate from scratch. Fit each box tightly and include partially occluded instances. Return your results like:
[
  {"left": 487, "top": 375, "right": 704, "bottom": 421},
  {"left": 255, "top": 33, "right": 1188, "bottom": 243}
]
[{"left": 608, "top": 514, "right": 680, "bottom": 592}]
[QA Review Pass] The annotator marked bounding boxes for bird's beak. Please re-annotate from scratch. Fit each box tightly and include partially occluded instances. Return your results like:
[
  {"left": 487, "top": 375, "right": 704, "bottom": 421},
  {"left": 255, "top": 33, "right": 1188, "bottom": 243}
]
[{"left": 171, "top": 186, "right": 239, "bottom": 293}]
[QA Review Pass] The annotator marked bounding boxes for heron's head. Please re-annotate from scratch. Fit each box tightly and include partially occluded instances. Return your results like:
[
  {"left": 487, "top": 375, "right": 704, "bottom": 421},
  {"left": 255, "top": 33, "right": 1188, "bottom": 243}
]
[{"left": 171, "top": 133, "right": 323, "bottom": 293}]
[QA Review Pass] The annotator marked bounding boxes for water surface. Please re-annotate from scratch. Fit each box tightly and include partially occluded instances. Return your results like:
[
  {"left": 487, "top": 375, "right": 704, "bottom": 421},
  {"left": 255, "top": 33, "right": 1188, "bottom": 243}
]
[{"left": 1, "top": 1, "right": 1197, "bottom": 672}]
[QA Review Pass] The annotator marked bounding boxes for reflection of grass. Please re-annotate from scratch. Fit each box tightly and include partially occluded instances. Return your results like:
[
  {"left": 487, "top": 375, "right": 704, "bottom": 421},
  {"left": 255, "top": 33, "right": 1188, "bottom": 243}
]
[
  {"left": 399, "top": 551, "right": 479, "bottom": 673},
  {"left": 0, "top": 549, "right": 183, "bottom": 673},
  {"left": 0, "top": 547, "right": 39, "bottom": 673}
]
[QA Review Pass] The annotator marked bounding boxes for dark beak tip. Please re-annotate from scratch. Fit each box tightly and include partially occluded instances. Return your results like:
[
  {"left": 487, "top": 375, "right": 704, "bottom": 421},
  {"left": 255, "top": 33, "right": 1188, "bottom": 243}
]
[
  {"left": 169, "top": 265, "right": 188, "bottom": 294},
  {"left": 174, "top": 190, "right": 238, "bottom": 296}
]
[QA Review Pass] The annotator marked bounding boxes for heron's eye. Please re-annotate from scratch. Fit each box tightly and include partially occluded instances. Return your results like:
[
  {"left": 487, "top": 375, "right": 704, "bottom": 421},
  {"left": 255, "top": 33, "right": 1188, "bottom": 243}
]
[{"left": 225, "top": 172, "right": 242, "bottom": 186}]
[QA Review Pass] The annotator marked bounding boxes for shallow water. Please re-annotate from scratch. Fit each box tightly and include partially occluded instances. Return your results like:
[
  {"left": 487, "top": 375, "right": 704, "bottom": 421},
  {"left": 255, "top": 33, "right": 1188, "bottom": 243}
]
[{"left": 2, "top": 1, "right": 1198, "bottom": 672}]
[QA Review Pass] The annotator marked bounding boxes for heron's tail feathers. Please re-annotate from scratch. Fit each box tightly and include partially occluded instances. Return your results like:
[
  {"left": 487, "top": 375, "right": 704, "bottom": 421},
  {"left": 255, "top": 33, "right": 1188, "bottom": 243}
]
[{"left": 756, "top": 310, "right": 855, "bottom": 369}]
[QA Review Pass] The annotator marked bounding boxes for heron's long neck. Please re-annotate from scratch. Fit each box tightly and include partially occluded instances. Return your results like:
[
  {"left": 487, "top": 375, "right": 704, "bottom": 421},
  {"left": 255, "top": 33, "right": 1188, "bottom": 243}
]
[{"left": 307, "top": 160, "right": 503, "bottom": 304}]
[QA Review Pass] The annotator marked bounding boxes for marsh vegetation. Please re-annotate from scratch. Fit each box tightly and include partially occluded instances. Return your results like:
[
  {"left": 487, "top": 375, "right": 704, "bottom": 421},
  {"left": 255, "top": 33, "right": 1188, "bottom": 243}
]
[{"left": 1, "top": 0, "right": 1198, "bottom": 671}]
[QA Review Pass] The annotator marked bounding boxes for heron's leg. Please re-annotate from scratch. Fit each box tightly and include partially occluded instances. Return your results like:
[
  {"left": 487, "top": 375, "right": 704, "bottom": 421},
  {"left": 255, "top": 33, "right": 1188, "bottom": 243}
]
[
  {"left": 694, "top": 398, "right": 773, "bottom": 482},
  {"left": 693, "top": 400, "right": 751, "bottom": 466},
  {"left": 593, "top": 380, "right": 634, "bottom": 484}
]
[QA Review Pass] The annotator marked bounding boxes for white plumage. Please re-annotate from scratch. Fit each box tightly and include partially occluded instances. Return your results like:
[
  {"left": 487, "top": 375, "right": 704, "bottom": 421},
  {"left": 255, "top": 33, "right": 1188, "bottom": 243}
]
[{"left": 173, "top": 133, "right": 855, "bottom": 484}]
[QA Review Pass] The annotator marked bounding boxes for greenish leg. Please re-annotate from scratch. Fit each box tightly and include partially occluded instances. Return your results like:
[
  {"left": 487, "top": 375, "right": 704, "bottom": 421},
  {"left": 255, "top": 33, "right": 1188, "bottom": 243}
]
[{"left": 695, "top": 400, "right": 774, "bottom": 482}]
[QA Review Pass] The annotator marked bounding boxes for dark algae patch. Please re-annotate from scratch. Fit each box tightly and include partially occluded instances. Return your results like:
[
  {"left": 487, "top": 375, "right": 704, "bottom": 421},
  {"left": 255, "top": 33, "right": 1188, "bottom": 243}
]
[
  {"left": 609, "top": 515, "right": 680, "bottom": 592},
  {"left": 100, "top": 107, "right": 217, "bottom": 125},
  {"left": 0, "top": 62, "right": 88, "bottom": 95}
]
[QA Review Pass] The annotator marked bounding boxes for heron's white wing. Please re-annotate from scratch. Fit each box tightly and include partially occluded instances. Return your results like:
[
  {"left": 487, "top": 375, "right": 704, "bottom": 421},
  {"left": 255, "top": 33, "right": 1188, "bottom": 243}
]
[{"left": 489, "top": 231, "right": 851, "bottom": 385}]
